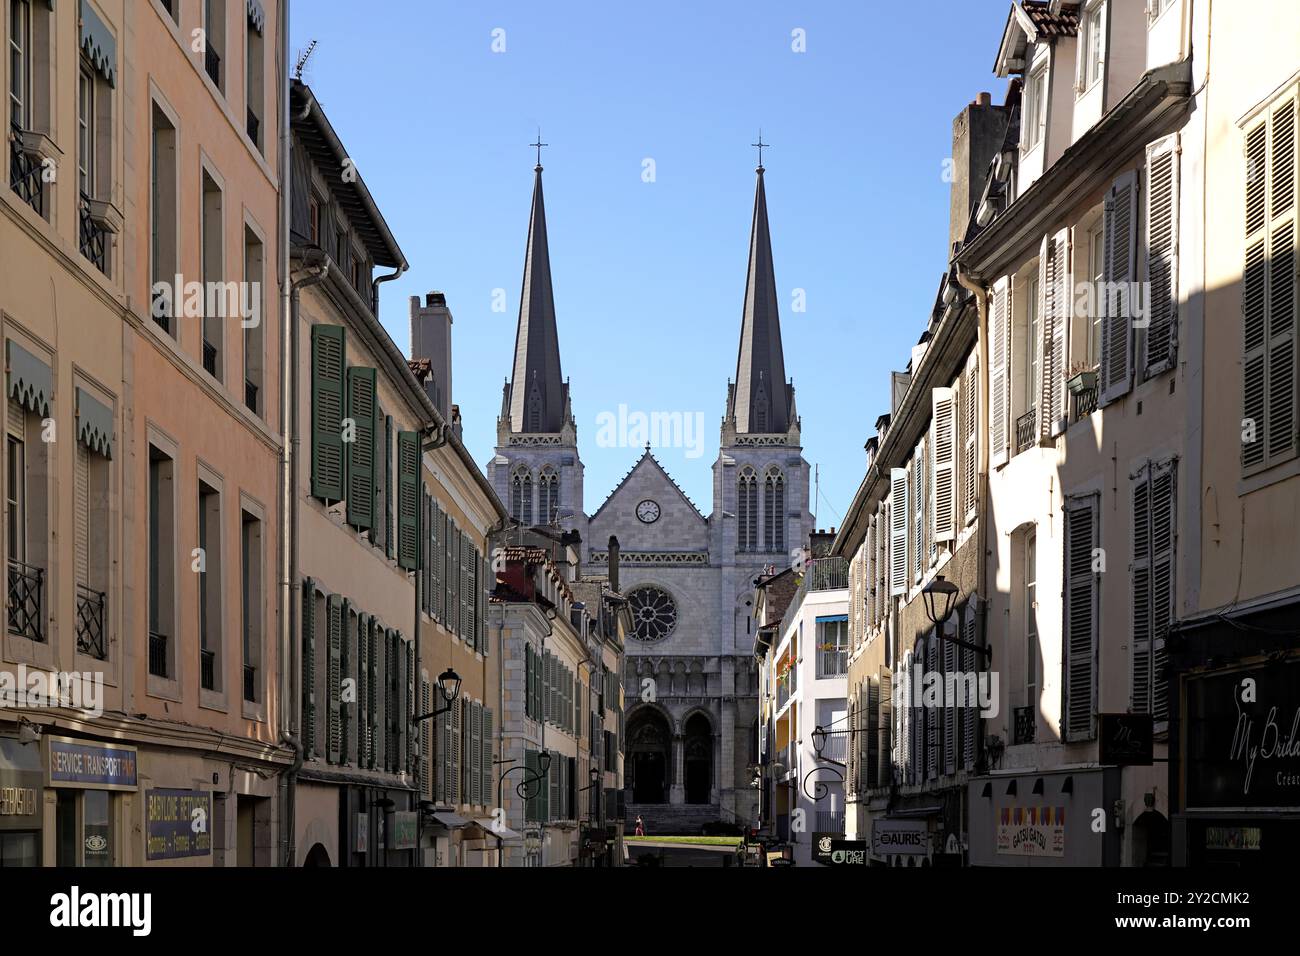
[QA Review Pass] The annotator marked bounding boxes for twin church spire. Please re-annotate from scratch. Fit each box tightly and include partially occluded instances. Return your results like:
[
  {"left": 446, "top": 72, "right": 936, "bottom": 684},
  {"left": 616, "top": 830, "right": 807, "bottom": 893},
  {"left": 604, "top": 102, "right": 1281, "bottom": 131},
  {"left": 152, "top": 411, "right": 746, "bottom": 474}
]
[{"left": 503, "top": 141, "right": 794, "bottom": 439}]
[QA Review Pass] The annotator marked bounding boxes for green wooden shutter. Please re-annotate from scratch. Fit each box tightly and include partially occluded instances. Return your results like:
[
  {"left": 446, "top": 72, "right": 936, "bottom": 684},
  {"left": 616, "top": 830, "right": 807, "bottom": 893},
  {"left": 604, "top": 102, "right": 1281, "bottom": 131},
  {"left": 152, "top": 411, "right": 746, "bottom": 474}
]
[
  {"left": 340, "top": 600, "right": 353, "bottom": 765},
  {"left": 478, "top": 551, "right": 489, "bottom": 656},
  {"left": 310, "top": 325, "right": 346, "bottom": 500},
  {"left": 327, "top": 594, "right": 342, "bottom": 764},
  {"left": 481, "top": 708, "right": 493, "bottom": 811},
  {"left": 396, "top": 431, "right": 420, "bottom": 570},
  {"left": 344, "top": 366, "right": 377, "bottom": 529},
  {"left": 358, "top": 612, "right": 370, "bottom": 767},
  {"left": 301, "top": 579, "right": 317, "bottom": 760},
  {"left": 430, "top": 499, "right": 442, "bottom": 622},
  {"left": 459, "top": 531, "right": 471, "bottom": 643},
  {"left": 444, "top": 514, "right": 456, "bottom": 635},
  {"left": 420, "top": 676, "right": 431, "bottom": 796},
  {"left": 524, "top": 749, "right": 537, "bottom": 822},
  {"left": 385, "top": 415, "right": 395, "bottom": 558},
  {"left": 470, "top": 701, "right": 482, "bottom": 805}
]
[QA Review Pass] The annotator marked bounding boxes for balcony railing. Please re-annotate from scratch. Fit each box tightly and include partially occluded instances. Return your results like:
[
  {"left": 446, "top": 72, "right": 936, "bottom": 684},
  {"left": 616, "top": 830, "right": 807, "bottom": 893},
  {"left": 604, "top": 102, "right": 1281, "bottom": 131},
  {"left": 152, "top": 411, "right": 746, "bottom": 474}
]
[
  {"left": 200, "top": 647, "right": 216, "bottom": 690},
  {"left": 243, "top": 664, "right": 256, "bottom": 702},
  {"left": 151, "top": 286, "right": 172, "bottom": 334},
  {"left": 79, "top": 192, "right": 109, "bottom": 274},
  {"left": 148, "top": 630, "right": 169, "bottom": 677},
  {"left": 815, "top": 729, "right": 849, "bottom": 766},
  {"left": 806, "top": 556, "right": 848, "bottom": 591},
  {"left": 775, "top": 677, "right": 790, "bottom": 712},
  {"left": 7, "top": 559, "right": 44, "bottom": 642},
  {"left": 202, "top": 340, "right": 218, "bottom": 376},
  {"left": 75, "top": 583, "right": 107, "bottom": 659},
  {"left": 816, "top": 647, "right": 847, "bottom": 679},
  {"left": 1015, "top": 408, "right": 1037, "bottom": 453},
  {"left": 1013, "top": 705, "right": 1036, "bottom": 745},
  {"left": 9, "top": 122, "right": 44, "bottom": 215},
  {"left": 1072, "top": 382, "right": 1099, "bottom": 420},
  {"left": 244, "top": 378, "right": 258, "bottom": 413},
  {"left": 204, "top": 46, "right": 222, "bottom": 88},
  {"left": 815, "top": 809, "right": 845, "bottom": 834},
  {"left": 246, "top": 108, "right": 260, "bottom": 147}
]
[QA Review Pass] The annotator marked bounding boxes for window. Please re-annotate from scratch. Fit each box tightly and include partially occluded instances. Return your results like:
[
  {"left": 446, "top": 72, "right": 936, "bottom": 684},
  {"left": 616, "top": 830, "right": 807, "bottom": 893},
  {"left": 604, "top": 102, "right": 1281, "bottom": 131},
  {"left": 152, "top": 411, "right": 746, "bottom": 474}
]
[
  {"left": 763, "top": 468, "right": 784, "bottom": 552},
  {"left": 240, "top": 509, "right": 261, "bottom": 703},
  {"left": 1024, "top": 65, "right": 1047, "bottom": 150},
  {"left": 344, "top": 366, "right": 376, "bottom": 531},
  {"left": 203, "top": 0, "right": 225, "bottom": 91},
  {"left": 1144, "top": 135, "right": 1180, "bottom": 375},
  {"left": 1088, "top": 221, "right": 1105, "bottom": 366},
  {"left": 627, "top": 586, "right": 677, "bottom": 643},
  {"left": 1024, "top": 531, "right": 1038, "bottom": 708},
  {"left": 74, "top": 390, "right": 111, "bottom": 660},
  {"left": 9, "top": 0, "right": 29, "bottom": 129},
  {"left": 76, "top": 56, "right": 112, "bottom": 274},
  {"left": 150, "top": 103, "right": 178, "bottom": 334},
  {"left": 198, "top": 479, "right": 222, "bottom": 692},
  {"left": 243, "top": 228, "right": 264, "bottom": 413},
  {"left": 55, "top": 789, "right": 115, "bottom": 866},
  {"left": 308, "top": 195, "right": 320, "bottom": 244},
  {"left": 1241, "top": 91, "right": 1296, "bottom": 473},
  {"left": 309, "top": 323, "right": 346, "bottom": 501},
  {"left": 77, "top": 65, "right": 93, "bottom": 199},
  {"left": 510, "top": 467, "right": 532, "bottom": 524},
  {"left": 244, "top": 3, "right": 264, "bottom": 150},
  {"left": 1100, "top": 169, "right": 1140, "bottom": 404},
  {"left": 1080, "top": 2, "right": 1104, "bottom": 92},
  {"left": 815, "top": 616, "right": 848, "bottom": 678},
  {"left": 148, "top": 445, "right": 176, "bottom": 678},
  {"left": 201, "top": 168, "right": 224, "bottom": 380},
  {"left": 1063, "top": 496, "right": 1098, "bottom": 742},
  {"left": 6, "top": 371, "right": 49, "bottom": 644},
  {"left": 1026, "top": 274, "right": 1040, "bottom": 413},
  {"left": 1132, "top": 459, "right": 1176, "bottom": 724},
  {"left": 538, "top": 467, "right": 558, "bottom": 524},
  {"left": 737, "top": 466, "right": 757, "bottom": 552},
  {"left": 1149, "top": 0, "right": 1176, "bottom": 19}
]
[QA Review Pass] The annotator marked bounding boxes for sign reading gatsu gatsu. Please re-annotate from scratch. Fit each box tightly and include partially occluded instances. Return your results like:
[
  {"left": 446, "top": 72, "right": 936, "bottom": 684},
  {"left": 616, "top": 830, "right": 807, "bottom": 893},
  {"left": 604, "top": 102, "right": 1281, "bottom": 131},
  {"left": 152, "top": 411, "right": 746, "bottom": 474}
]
[
  {"left": 1186, "top": 660, "right": 1300, "bottom": 809},
  {"left": 145, "top": 789, "right": 211, "bottom": 861},
  {"left": 996, "top": 806, "right": 1065, "bottom": 857}
]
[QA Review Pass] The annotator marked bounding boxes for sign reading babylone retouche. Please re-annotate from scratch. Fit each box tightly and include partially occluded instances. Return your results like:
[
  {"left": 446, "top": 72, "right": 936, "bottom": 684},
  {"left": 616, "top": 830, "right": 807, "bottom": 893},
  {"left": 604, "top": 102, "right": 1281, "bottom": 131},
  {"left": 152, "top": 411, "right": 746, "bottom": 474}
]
[{"left": 145, "top": 789, "right": 211, "bottom": 860}]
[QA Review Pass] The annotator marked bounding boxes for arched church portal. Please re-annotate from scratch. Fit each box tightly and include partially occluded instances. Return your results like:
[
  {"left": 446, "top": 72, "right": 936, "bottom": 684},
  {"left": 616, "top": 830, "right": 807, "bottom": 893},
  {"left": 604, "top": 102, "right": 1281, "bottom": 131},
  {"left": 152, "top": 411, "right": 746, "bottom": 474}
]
[
  {"left": 684, "top": 713, "right": 712, "bottom": 805},
  {"left": 627, "top": 709, "right": 671, "bottom": 804}
]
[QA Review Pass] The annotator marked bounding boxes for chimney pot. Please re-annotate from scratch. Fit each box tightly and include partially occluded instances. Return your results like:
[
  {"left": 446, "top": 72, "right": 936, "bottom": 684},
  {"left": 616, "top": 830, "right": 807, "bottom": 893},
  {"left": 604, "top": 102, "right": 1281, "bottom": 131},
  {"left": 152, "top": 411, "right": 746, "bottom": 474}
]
[{"left": 976, "top": 91, "right": 992, "bottom": 106}]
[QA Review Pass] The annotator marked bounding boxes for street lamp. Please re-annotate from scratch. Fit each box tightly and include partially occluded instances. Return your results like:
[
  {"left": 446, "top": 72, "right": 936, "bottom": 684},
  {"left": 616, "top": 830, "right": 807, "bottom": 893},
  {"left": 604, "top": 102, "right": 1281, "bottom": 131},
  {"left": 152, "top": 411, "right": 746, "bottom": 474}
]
[
  {"left": 811, "top": 725, "right": 827, "bottom": 757},
  {"left": 921, "top": 575, "right": 959, "bottom": 628},
  {"left": 413, "top": 667, "right": 462, "bottom": 723}
]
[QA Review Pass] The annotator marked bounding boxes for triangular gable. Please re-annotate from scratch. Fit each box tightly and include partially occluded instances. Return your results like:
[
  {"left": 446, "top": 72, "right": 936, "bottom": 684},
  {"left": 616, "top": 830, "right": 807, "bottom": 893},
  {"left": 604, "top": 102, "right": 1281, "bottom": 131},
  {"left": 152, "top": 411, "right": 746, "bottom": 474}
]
[{"left": 590, "top": 448, "right": 706, "bottom": 523}]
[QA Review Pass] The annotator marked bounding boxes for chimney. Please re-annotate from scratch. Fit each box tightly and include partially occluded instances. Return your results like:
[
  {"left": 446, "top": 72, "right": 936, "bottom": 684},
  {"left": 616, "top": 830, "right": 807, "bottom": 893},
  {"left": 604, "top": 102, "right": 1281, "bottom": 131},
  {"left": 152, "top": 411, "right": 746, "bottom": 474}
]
[
  {"left": 409, "top": 292, "right": 453, "bottom": 423},
  {"left": 949, "top": 93, "right": 1008, "bottom": 254},
  {"left": 607, "top": 535, "right": 620, "bottom": 594}
]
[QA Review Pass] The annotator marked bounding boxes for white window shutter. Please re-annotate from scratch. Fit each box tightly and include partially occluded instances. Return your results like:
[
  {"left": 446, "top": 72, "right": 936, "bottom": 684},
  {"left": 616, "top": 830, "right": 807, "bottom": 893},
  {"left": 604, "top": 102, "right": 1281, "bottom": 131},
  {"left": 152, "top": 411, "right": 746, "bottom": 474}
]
[
  {"left": 1063, "top": 495, "right": 1098, "bottom": 742},
  {"left": 889, "top": 468, "right": 908, "bottom": 595},
  {"left": 1149, "top": 459, "right": 1177, "bottom": 723},
  {"left": 961, "top": 604, "right": 977, "bottom": 771},
  {"left": 1101, "top": 169, "right": 1139, "bottom": 405},
  {"left": 1045, "top": 229, "right": 1071, "bottom": 435},
  {"left": 74, "top": 442, "right": 90, "bottom": 587},
  {"left": 942, "top": 623, "right": 957, "bottom": 775},
  {"left": 1130, "top": 463, "right": 1153, "bottom": 715},
  {"left": 931, "top": 387, "right": 956, "bottom": 542},
  {"left": 1144, "top": 134, "right": 1180, "bottom": 376},
  {"left": 990, "top": 277, "right": 1010, "bottom": 466},
  {"left": 964, "top": 352, "right": 979, "bottom": 524},
  {"left": 1037, "top": 233, "right": 1052, "bottom": 438}
]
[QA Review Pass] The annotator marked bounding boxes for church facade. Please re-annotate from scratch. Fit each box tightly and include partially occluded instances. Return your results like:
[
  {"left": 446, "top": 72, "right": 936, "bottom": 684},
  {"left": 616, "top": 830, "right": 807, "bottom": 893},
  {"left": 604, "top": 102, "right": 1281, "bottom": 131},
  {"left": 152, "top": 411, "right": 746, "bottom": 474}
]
[{"left": 488, "top": 158, "right": 812, "bottom": 831}]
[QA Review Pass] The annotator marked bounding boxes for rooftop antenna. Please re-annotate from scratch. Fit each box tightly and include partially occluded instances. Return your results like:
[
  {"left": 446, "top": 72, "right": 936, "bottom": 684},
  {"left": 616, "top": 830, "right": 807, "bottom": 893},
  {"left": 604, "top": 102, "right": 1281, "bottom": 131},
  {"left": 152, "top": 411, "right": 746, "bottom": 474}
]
[{"left": 294, "top": 40, "right": 318, "bottom": 81}]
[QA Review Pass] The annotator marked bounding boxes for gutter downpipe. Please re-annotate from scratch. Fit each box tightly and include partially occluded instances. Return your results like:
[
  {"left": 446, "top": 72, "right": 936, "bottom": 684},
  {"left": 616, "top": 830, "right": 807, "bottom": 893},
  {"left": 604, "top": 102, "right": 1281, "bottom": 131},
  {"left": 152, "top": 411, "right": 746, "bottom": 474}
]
[{"left": 955, "top": 267, "right": 991, "bottom": 770}]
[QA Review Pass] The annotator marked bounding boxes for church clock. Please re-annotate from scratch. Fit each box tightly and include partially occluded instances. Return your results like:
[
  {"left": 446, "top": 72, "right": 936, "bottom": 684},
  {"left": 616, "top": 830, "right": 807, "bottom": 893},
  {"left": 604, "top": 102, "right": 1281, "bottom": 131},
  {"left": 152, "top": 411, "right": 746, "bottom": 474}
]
[{"left": 636, "top": 499, "right": 661, "bottom": 523}]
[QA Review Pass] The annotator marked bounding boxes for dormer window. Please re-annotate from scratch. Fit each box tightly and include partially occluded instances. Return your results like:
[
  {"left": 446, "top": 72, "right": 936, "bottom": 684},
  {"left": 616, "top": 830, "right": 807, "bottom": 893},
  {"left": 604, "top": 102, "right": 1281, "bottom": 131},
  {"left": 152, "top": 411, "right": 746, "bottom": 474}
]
[
  {"left": 1079, "top": 1, "right": 1105, "bottom": 92},
  {"left": 1024, "top": 64, "right": 1047, "bottom": 150}
]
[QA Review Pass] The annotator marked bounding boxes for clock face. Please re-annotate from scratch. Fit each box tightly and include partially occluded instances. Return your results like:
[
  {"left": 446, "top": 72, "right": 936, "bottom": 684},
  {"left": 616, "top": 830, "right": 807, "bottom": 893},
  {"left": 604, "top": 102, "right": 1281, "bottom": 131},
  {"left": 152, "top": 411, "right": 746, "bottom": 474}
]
[{"left": 636, "top": 499, "right": 661, "bottom": 523}]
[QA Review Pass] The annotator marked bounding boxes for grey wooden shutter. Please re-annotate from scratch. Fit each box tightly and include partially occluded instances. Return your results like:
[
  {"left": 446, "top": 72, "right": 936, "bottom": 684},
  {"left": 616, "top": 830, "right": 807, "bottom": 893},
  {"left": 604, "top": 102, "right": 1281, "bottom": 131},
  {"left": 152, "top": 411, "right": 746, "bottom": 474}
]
[
  {"left": 990, "top": 277, "right": 1010, "bottom": 465},
  {"left": 444, "top": 513, "right": 454, "bottom": 630},
  {"left": 327, "top": 595, "right": 343, "bottom": 764},
  {"left": 963, "top": 353, "right": 978, "bottom": 524},
  {"left": 889, "top": 468, "right": 908, "bottom": 595},
  {"left": 549, "top": 746, "right": 559, "bottom": 821},
  {"left": 420, "top": 675, "right": 431, "bottom": 796},
  {"left": 478, "top": 550, "right": 488, "bottom": 655},
  {"left": 470, "top": 701, "right": 482, "bottom": 805},
  {"left": 310, "top": 325, "right": 346, "bottom": 500},
  {"left": 878, "top": 669, "right": 892, "bottom": 788},
  {"left": 340, "top": 601, "right": 353, "bottom": 764},
  {"left": 865, "top": 678, "right": 879, "bottom": 788},
  {"left": 460, "top": 532, "right": 475, "bottom": 646},
  {"left": 1149, "top": 459, "right": 1176, "bottom": 723},
  {"left": 301, "top": 580, "right": 317, "bottom": 760},
  {"left": 961, "top": 608, "right": 977, "bottom": 770},
  {"left": 1101, "top": 170, "right": 1139, "bottom": 404},
  {"left": 358, "top": 613, "right": 370, "bottom": 767},
  {"left": 1130, "top": 463, "right": 1153, "bottom": 714},
  {"left": 481, "top": 708, "right": 493, "bottom": 810},
  {"left": 1044, "top": 229, "right": 1069, "bottom": 435},
  {"left": 1063, "top": 496, "right": 1099, "bottom": 742},
  {"left": 406, "top": 640, "right": 416, "bottom": 774},
  {"left": 368, "top": 617, "right": 379, "bottom": 769},
  {"left": 931, "top": 387, "right": 956, "bottom": 543},
  {"left": 449, "top": 695, "right": 461, "bottom": 803},
  {"left": 1144, "top": 134, "right": 1180, "bottom": 375},
  {"left": 1244, "top": 116, "right": 1270, "bottom": 470},
  {"left": 524, "top": 644, "right": 533, "bottom": 719},
  {"left": 926, "top": 635, "right": 938, "bottom": 780},
  {"left": 396, "top": 431, "right": 420, "bottom": 570},
  {"left": 430, "top": 499, "right": 442, "bottom": 622},
  {"left": 344, "top": 366, "right": 377, "bottom": 529},
  {"left": 942, "top": 623, "right": 957, "bottom": 775}
]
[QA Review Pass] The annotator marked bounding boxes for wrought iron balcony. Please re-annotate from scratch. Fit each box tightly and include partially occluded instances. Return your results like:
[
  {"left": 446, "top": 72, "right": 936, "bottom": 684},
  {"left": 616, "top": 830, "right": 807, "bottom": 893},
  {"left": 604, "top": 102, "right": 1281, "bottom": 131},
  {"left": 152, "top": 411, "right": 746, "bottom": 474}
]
[
  {"left": 1013, "top": 704, "right": 1036, "bottom": 745},
  {"left": 8, "top": 122, "right": 44, "bottom": 215},
  {"left": 148, "top": 630, "right": 169, "bottom": 677},
  {"left": 200, "top": 647, "right": 216, "bottom": 690},
  {"left": 1015, "top": 408, "right": 1037, "bottom": 454},
  {"left": 204, "top": 46, "right": 222, "bottom": 88},
  {"left": 246, "top": 108, "right": 260, "bottom": 147},
  {"left": 202, "top": 340, "right": 218, "bottom": 376},
  {"left": 78, "top": 192, "right": 109, "bottom": 274},
  {"left": 816, "top": 647, "right": 847, "bottom": 679},
  {"left": 75, "top": 583, "right": 107, "bottom": 659},
  {"left": 7, "top": 559, "right": 44, "bottom": 642},
  {"left": 1073, "top": 382, "right": 1099, "bottom": 420}
]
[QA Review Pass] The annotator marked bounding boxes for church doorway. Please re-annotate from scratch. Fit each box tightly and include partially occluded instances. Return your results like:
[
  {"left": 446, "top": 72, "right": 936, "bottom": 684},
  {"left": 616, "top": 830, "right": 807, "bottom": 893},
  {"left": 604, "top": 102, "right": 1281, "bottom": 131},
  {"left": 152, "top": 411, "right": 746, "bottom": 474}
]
[
  {"left": 627, "top": 709, "right": 671, "bottom": 804},
  {"left": 684, "top": 713, "right": 712, "bottom": 805}
]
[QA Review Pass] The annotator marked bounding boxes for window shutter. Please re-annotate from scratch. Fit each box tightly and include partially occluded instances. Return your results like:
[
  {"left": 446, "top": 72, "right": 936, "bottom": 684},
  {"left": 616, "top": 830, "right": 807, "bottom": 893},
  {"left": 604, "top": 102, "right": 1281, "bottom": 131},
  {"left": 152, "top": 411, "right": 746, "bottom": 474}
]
[
  {"left": 344, "top": 366, "right": 377, "bottom": 529},
  {"left": 961, "top": 608, "right": 977, "bottom": 770},
  {"left": 913, "top": 445, "right": 924, "bottom": 581},
  {"left": 358, "top": 613, "right": 370, "bottom": 768},
  {"left": 449, "top": 695, "right": 462, "bottom": 803},
  {"left": 444, "top": 513, "right": 454, "bottom": 629},
  {"left": 549, "top": 746, "right": 559, "bottom": 821},
  {"left": 964, "top": 352, "right": 979, "bottom": 524},
  {"left": 406, "top": 641, "right": 416, "bottom": 774},
  {"left": 931, "top": 387, "right": 956, "bottom": 543},
  {"left": 384, "top": 414, "right": 394, "bottom": 557},
  {"left": 524, "top": 644, "right": 533, "bottom": 719},
  {"left": 942, "top": 624, "right": 956, "bottom": 776},
  {"left": 925, "top": 635, "right": 938, "bottom": 781},
  {"left": 1063, "top": 496, "right": 1099, "bottom": 742},
  {"left": 470, "top": 701, "right": 482, "bottom": 805},
  {"left": 889, "top": 468, "right": 908, "bottom": 595},
  {"left": 878, "top": 668, "right": 892, "bottom": 788},
  {"left": 340, "top": 600, "right": 353, "bottom": 764},
  {"left": 420, "top": 675, "right": 431, "bottom": 796},
  {"left": 1144, "top": 134, "right": 1180, "bottom": 375},
  {"left": 309, "top": 324, "right": 345, "bottom": 500},
  {"left": 438, "top": 707, "right": 450, "bottom": 804},
  {"left": 1101, "top": 170, "right": 1139, "bottom": 404},
  {"left": 478, "top": 550, "right": 488, "bottom": 655},
  {"left": 1150, "top": 459, "right": 1176, "bottom": 723},
  {"left": 1042, "top": 229, "right": 1070, "bottom": 436},
  {"left": 74, "top": 442, "right": 90, "bottom": 586},
  {"left": 396, "top": 431, "right": 420, "bottom": 570},
  {"left": 301, "top": 580, "right": 316, "bottom": 760},
  {"left": 368, "top": 618, "right": 380, "bottom": 770},
  {"left": 481, "top": 708, "right": 493, "bottom": 809},
  {"left": 1130, "top": 463, "right": 1153, "bottom": 714},
  {"left": 990, "top": 276, "right": 1010, "bottom": 466}
]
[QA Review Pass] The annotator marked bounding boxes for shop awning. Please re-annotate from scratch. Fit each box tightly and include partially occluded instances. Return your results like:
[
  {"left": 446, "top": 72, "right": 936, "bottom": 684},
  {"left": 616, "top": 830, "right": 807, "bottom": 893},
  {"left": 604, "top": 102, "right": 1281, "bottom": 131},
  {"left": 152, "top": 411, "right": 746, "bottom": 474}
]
[
  {"left": 426, "top": 811, "right": 471, "bottom": 829},
  {"left": 474, "top": 819, "right": 522, "bottom": 841}
]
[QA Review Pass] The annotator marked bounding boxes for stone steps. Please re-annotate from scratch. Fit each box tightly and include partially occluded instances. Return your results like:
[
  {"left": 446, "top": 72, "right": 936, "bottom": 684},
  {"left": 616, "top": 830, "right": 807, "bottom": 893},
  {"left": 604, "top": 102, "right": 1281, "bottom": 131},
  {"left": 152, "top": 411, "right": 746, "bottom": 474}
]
[{"left": 625, "top": 803, "right": 723, "bottom": 836}]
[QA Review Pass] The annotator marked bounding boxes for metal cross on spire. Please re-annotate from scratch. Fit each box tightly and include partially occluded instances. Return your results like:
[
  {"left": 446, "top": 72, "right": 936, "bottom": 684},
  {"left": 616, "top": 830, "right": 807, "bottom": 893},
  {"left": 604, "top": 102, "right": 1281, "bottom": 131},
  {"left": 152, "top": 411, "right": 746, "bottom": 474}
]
[
  {"left": 752, "top": 130, "right": 769, "bottom": 170},
  {"left": 530, "top": 129, "right": 548, "bottom": 168}
]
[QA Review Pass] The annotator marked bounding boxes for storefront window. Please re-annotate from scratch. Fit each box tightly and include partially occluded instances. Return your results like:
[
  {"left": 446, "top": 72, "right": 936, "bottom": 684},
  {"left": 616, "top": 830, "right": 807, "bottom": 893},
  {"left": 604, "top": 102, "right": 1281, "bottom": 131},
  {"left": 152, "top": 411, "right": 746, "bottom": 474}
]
[
  {"left": 83, "top": 790, "right": 111, "bottom": 866},
  {"left": 55, "top": 789, "right": 114, "bottom": 866},
  {"left": 56, "top": 790, "right": 76, "bottom": 866},
  {"left": 0, "top": 833, "right": 37, "bottom": 867}
]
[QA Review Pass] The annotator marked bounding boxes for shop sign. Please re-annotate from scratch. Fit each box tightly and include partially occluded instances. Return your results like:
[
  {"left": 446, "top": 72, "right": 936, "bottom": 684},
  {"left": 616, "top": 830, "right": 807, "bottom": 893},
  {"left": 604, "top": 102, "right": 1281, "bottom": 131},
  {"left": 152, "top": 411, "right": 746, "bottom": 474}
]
[
  {"left": 1205, "top": 826, "right": 1262, "bottom": 851},
  {"left": 871, "top": 819, "right": 928, "bottom": 857},
  {"left": 1186, "top": 661, "right": 1300, "bottom": 810},
  {"left": 1098, "top": 713, "right": 1154, "bottom": 766},
  {"left": 0, "top": 786, "right": 37, "bottom": 818},
  {"left": 390, "top": 811, "right": 417, "bottom": 850},
  {"left": 145, "top": 789, "right": 211, "bottom": 860},
  {"left": 814, "top": 836, "right": 869, "bottom": 865},
  {"left": 45, "top": 736, "right": 137, "bottom": 790},
  {"left": 996, "top": 806, "right": 1065, "bottom": 857}
]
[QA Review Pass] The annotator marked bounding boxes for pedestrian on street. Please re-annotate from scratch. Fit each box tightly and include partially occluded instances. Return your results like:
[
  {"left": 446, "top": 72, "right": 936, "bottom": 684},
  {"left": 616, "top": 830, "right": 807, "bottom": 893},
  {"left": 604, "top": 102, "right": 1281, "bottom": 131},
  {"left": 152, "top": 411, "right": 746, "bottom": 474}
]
[{"left": 635, "top": 815, "right": 644, "bottom": 836}]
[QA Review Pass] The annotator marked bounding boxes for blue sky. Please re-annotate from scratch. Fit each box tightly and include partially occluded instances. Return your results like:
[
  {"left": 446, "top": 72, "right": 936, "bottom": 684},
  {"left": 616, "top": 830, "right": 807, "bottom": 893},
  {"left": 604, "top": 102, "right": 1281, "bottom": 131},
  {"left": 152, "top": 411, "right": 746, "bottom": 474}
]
[{"left": 290, "top": 0, "right": 1010, "bottom": 527}]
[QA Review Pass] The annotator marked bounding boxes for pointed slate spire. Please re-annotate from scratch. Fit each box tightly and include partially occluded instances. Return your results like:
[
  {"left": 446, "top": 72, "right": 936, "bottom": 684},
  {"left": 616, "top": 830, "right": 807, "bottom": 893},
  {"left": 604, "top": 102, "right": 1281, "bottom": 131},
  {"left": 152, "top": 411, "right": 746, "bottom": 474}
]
[
  {"left": 508, "top": 162, "right": 566, "bottom": 434},
  {"left": 730, "top": 163, "right": 791, "bottom": 434}
]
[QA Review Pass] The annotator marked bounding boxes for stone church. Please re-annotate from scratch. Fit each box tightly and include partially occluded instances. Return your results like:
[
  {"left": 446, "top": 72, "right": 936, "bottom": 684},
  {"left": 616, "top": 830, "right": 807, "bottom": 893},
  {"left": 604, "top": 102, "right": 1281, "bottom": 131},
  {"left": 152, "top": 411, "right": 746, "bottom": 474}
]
[{"left": 487, "top": 155, "right": 812, "bottom": 832}]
